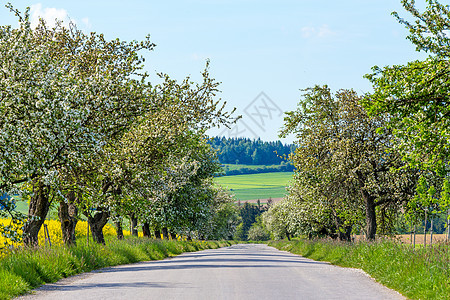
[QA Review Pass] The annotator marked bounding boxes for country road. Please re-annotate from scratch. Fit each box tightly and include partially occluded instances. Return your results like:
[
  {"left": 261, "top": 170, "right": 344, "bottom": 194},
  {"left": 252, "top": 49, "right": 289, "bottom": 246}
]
[{"left": 18, "top": 244, "right": 404, "bottom": 300}]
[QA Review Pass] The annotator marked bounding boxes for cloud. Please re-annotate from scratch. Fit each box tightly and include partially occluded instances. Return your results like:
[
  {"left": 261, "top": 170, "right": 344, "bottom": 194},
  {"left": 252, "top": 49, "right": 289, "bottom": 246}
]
[
  {"left": 30, "top": 3, "right": 90, "bottom": 30},
  {"left": 30, "top": 3, "right": 70, "bottom": 28},
  {"left": 190, "top": 53, "right": 210, "bottom": 61},
  {"left": 81, "top": 17, "right": 91, "bottom": 29},
  {"left": 301, "top": 24, "right": 336, "bottom": 39}
]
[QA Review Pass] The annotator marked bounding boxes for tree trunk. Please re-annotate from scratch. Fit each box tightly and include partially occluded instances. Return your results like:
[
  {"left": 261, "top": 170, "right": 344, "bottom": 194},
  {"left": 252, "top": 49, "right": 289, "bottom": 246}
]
[
  {"left": 154, "top": 228, "right": 161, "bottom": 239},
  {"left": 142, "top": 222, "right": 151, "bottom": 237},
  {"left": 58, "top": 191, "right": 78, "bottom": 246},
  {"left": 169, "top": 231, "right": 177, "bottom": 240},
  {"left": 115, "top": 221, "right": 124, "bottom": 240},
  {"left": 87, "top": 209, "right": 109, "bottom": 245},
  {"left": 424, "top": 210, "right": 427, "bottom": 247},
  {"left": 430, "top": 219, "right": 433, "bottom": 245},
  {"left": 130, "top": 214, "right": 138, "bottom": 237},
  {"left": 162, "top": 227, "right": 169, "bottom": 239},
  {"left": 286, "top": 231, "right": 291, "bottom": 241},
  {"left": 23, "top": 180, "right": 51, "bottom": 247},
  {"left": 447, "top": 209, "right": 450, "bottom": 242},
  {"left": 362, "top": 191, "right": 377, "bottom": 240},
  {"left": 338, "top": 225, "right": 352, "bottom": 242}
]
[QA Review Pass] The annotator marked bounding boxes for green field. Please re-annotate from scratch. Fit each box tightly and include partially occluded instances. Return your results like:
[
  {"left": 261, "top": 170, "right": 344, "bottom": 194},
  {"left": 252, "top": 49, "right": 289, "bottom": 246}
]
[{"left": 215, "top": 172, "right": 293, "bottom": 201}]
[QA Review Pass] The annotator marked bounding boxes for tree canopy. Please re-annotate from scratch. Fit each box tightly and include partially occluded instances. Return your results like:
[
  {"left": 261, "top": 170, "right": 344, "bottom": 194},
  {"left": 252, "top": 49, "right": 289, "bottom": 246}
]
[
  {"left": 364, "top": 0, "right": 450, "bottom": 175},
  {"left": 275, "top": 86, "right": 417, "bottom": 240}
]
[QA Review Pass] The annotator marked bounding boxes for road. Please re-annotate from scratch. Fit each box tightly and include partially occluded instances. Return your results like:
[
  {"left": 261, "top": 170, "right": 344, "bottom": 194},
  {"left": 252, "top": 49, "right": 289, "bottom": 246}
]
[{"left": 18, "top": 244, "right": 404, "bottom": 300}]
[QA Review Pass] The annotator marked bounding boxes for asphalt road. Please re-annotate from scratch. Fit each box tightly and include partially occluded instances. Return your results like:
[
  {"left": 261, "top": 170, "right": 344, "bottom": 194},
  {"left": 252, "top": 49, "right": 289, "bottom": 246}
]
[{"left": 18, "top": 244, "right": 405, "bottom": 300}]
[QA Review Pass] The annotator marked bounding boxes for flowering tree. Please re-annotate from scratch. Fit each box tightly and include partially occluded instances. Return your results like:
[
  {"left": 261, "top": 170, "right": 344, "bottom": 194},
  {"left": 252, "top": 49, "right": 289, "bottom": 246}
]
[
  {"left": 279, "top": 86, "right": 418, "bottom": 240},
  {"left": 134, "top": 135, "right": 229, "bottom": 240},
  {"left": 0, "top": 5, "right": 153, "bottom": 246},
  {"left": 84, "top": 63, "right": 238, "bottom": 243}
]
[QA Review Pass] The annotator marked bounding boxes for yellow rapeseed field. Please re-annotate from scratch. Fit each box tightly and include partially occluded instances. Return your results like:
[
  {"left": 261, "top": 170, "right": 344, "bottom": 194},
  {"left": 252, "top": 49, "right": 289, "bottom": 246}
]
[
  {"left": 0, "top": 219, "right": 179, "bottom": 258},
  {"left": 0, "top": 219, "right": 118, "bottom": 249}
]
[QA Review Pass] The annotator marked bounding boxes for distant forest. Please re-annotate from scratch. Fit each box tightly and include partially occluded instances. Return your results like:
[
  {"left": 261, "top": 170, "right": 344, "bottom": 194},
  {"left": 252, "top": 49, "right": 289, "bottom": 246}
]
[{"left": 209, "top": 137, "right": 295, "bottom": 170}]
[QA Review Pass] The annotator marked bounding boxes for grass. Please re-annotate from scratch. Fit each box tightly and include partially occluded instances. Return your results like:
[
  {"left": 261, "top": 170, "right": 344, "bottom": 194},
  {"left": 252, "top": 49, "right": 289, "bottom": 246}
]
[
  {"left": 0, "top": 237, "right": 234, "bottom": 300},
  {"left": 269, "top": 239, "right": 449, "bottom": 300},
  {"left": 215, "top": 172, "right": 293, "bottom": 201}
]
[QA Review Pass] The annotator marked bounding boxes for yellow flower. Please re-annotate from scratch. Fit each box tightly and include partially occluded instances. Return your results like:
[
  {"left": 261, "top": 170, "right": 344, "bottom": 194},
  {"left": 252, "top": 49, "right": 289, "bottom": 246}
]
[{"left": 1, "top": 218, "right": 119, "bottom": 254}]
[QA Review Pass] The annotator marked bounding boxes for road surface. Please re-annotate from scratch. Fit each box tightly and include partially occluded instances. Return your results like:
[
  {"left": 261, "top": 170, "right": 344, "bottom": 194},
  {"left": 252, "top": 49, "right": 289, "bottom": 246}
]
[{"left": 18, "top": 244, "right": 404, "bottom": 300}]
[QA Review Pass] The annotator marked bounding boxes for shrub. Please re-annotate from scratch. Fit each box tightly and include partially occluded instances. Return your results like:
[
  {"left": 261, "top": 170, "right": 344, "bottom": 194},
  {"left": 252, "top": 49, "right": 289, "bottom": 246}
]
[{"left": 247, "top": 225, "right": 270, "bottom": 241}]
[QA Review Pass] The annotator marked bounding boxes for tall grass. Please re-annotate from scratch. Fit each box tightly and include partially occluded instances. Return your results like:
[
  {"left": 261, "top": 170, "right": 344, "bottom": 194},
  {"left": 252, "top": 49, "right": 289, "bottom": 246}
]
[
  {"left": 269, "top": 239, "right": 449, "bottom": 300},
  {"left": 0, "top": 237, "right": 233, "bottom": 300}
]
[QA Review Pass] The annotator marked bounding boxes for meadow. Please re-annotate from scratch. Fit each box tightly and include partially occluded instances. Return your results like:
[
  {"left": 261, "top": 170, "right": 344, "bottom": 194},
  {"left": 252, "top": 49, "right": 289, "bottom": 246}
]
[{"left": 215, "top": 172, "right": 293, "bottom": 201}]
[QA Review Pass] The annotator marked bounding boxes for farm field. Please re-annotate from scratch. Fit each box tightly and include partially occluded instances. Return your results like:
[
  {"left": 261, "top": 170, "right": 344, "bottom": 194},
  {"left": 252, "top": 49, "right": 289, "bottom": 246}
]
[
  {"left": 353, "top": 234, "right": 448, "bottom": 244},
  {"left": 394, "top": 234, "right": 448, "bottom": 244},
  {"left": 215, "top": 172, "right": 293, "bottom": 201}
]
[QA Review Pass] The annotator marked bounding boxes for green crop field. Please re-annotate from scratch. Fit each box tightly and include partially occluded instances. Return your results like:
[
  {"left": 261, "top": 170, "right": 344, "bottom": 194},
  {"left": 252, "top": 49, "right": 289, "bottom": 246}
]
[{"left": 215, "top": 172, "right": 293, "bottom": 201}]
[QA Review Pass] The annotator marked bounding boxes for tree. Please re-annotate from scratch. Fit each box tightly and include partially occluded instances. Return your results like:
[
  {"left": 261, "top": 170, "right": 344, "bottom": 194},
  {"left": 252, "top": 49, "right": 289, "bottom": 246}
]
[
  {"left": 0, "top": 5, "right": 155, "bottom": 246},
  {"left": 280, "top": 86, "right": 418, "bottom": 240},
  {"left": 405, "top": 175, "right": 450, "bottom": 235},
  {"left": 247, "top": 222, "right": 270, "bottom": 241},
  {"left": 364, "top": 0, "right": 450, "bottom": 176},
  {"left": 100, "top": 63, "right": 238, "bottom": 242},
  {"left": 262, "top": 199, "right": 293, "bottom": 240},
  {"left": 237, "top": 202, "right": 264, "bottom": 240}
]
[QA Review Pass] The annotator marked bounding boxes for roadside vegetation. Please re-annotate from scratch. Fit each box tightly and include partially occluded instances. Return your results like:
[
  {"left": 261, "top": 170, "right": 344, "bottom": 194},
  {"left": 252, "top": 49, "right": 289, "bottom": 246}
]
[
  {"left": 0, "top": 238, "right": 233, "bottom": 300},
  {"left": 269, "top": 239, "right": 449, "bottom": 300}
]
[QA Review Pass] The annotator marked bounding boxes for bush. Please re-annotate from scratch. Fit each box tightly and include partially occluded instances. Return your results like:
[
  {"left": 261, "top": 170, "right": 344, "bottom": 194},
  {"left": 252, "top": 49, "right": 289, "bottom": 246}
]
[
  {"left": 233, "top": 223, "right": 245, "bottom": 240},
  {"left": 247, "top": 225, "right": 270, "bottom": 241}
]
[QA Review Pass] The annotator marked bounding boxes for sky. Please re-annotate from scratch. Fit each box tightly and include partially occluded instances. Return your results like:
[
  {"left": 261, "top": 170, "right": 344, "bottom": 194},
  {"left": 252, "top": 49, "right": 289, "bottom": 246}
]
[{"left": 0, "top": 0, "right": 430, "bottom": 143}]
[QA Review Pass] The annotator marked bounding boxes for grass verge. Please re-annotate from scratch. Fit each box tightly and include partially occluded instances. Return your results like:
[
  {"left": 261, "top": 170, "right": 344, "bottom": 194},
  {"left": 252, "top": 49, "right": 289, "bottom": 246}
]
[
  {"left": 269, "top": 239, "right": 449, "bottom": 300},
  {"left": 0, "top": 238, "right": 234, "bottom": 300}
]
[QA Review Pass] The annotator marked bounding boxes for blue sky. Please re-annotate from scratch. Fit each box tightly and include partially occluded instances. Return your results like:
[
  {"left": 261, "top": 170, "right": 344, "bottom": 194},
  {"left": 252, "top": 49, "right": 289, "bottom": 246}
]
[{"left": 0, "top": 1, "right": 429, "bottom": 142}]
